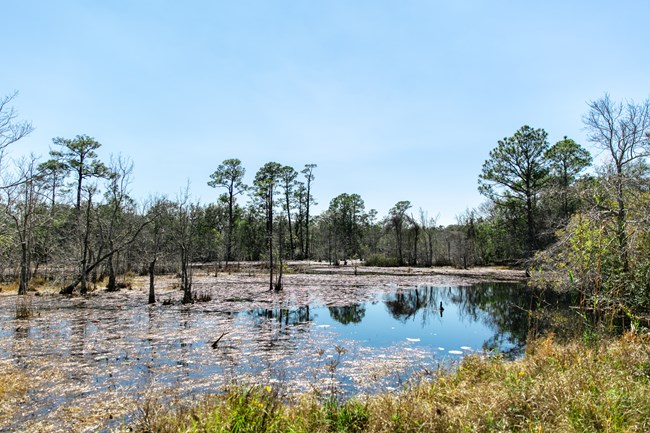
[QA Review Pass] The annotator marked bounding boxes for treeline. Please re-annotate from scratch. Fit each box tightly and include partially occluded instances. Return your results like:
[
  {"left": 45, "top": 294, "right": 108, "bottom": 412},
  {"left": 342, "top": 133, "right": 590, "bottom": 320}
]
[{"left": 2, "top": 91, "right": 649, "bottom": 314}]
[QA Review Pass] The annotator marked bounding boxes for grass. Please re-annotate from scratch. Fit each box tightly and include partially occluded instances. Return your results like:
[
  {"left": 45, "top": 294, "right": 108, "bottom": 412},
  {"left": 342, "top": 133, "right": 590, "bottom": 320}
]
[
  {"left": 0, "top": 365, "right": 30, "bottom": 425},
  {"left": 128, "top": 332, "right": 650, "bottom": 433}
]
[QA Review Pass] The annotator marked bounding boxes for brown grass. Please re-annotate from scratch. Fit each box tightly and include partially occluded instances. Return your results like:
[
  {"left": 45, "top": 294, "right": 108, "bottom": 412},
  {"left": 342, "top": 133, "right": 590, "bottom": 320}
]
[{"left": 127, "top": 332, "right": 650, "bottom": 433}]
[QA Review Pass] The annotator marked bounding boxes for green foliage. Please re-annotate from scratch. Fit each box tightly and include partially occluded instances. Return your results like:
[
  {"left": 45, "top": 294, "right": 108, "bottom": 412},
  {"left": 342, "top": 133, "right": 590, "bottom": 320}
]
[
  {"left": 324, "top": 397, "right": 369, "bottom": 433},
  {"left": 479, "top": 125, "right": 551, "bottom": 256},
  {"left": 325, "top": 193, "right": 367, "bottom": 261},
  {"left": 478, "top": 125, "right": 550, "bottom": 203}
]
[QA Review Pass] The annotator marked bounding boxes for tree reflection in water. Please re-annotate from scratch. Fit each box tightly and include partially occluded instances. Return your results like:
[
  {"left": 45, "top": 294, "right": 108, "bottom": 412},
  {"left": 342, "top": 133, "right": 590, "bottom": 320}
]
[
  {"left": 381, "top": 283, "right": 567, "bottom": 356},
  {"left": 328, "top": 304, "right": 366, "bottom": 324}
]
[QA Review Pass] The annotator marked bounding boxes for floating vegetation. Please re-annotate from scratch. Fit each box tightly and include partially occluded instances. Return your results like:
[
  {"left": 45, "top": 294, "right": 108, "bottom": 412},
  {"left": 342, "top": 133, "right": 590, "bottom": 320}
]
[{"left": 0, "top": 266, "right": 529, "bottom": 432}]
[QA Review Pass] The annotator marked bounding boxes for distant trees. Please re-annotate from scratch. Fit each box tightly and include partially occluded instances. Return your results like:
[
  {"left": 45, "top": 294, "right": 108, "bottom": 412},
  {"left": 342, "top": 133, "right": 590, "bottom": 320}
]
[
  {"left": 4, "top": 87, "right": 650, "bottom": 321},
  {"left": 323, "top": 193, "right": 367, "bottom": 263},
  {"left": 387, "top": 201, "right": 411, "bottom": 265}
]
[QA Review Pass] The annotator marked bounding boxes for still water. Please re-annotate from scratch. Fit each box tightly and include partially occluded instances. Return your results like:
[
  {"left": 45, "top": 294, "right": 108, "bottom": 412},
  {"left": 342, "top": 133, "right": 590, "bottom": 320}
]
[
  {"left": 244, "top": 282, "right": 534, "bottom": 363},
  {"left": 0, "top": 281, "right": 556, "bottom": 429}
]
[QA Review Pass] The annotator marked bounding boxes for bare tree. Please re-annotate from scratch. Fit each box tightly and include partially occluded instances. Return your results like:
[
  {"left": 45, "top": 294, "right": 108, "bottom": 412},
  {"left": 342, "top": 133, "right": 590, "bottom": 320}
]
[
  {"left": 419, "top": 209, "right": 438, "bottom": 267},
  {"left": 142, "top": 196, "right": 173, "bottom": 304},
  {"left": 2, "top": 156, "right": 45, "bottom": 295},
  {"left": 98, "top": 155, "right": 134, "bottom": 292},
  {"left": 0, "top": 91, "right": 34, "bottom": 162},
  {"left": 583, "top": 94, "right": 650, "bottom": 271},
  {"left": 175, "top": 184, "right": 197, "bottom": 303}
]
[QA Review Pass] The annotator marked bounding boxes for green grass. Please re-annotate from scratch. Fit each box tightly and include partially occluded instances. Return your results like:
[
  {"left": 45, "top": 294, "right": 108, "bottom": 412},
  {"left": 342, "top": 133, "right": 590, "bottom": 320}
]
[{"left": 130, "top": 333, "right": 650, "bottom": 433}]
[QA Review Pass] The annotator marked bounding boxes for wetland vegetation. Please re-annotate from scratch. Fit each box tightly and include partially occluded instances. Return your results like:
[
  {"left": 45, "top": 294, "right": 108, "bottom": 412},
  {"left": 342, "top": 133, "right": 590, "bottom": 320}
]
[{"left": 0, "top": 92, "right": 649, "bottom": 431}]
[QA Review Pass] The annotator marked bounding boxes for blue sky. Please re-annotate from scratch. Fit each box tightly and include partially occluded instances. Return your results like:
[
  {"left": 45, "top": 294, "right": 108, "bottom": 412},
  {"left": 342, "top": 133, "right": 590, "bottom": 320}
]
[{"left": 3, "top": 1, "right": 649, "bottom": 225}]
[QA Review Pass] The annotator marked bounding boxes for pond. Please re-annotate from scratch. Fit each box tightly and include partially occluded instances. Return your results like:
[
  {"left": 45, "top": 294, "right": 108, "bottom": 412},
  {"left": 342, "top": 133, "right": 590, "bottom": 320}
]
[{"left": 0, "top": 276, "right": 561, "bottom": 431}]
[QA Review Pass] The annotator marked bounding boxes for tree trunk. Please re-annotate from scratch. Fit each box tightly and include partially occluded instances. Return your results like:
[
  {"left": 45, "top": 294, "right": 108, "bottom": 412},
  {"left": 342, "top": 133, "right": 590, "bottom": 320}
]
[
  {"left": 18, "top": 241, "right": 29, "bottom": 295},
  {"left": 305, "top": 184, "right": 311, "bottom": 259},
  {"left": 226, "top": 191, "right": 234, "bottom": 267},
  {"left": 268, "top": 201, "right": 274, "bottom": 292},
  {"left": 525, "top": 192, "right": 535, "bottom": 259},
  {"left": 285, "top": 193, "right": 294, "bottom": 259},
  {"left": 616, "top": 177, "right": 629, "bottom": 272},
  {"left": 181, "top": 246, "right": 193, "bottom": 304},
  {"left": 148, "top": 258, "right": 156, "bottom": 304},
  {"left": 106, "top": 250, "right": 117, "bottom": 292}
]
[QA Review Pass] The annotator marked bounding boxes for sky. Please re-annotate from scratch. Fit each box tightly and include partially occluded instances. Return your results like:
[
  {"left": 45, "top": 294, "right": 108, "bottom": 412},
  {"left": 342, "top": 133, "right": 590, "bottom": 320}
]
[{"left": 2, "top": 1, "right": 649, "bottom": 225}]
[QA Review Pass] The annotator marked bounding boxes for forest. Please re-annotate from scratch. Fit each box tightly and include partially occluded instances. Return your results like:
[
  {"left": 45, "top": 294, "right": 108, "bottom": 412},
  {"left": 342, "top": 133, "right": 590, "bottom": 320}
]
[{"left": 2, "top": 91, "right": 649, "bottom": 320}]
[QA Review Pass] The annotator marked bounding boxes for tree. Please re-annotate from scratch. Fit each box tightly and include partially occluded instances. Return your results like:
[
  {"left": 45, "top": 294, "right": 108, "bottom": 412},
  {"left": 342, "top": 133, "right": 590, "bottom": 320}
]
[
  {"left": 49, "top": 135, "right": 109, "bottom": 213},
  {"left": 2, "top": 156, "right": 45, "bottom": 295},
  {"left": 419, "top": 209, "right": 438, "bottom": 267},
  {"left": 98, "top": 155, "right": 135, "bottom": 292},
  {"left": 174, "top": 185, "right": 198, "bottom": 304},
  {"left": 0, "top": 91, "right": 34, "bottom": 162},
  {"left": 387, "top": 201, "right": 411, "bottom": 265},
  {"left": 301, "top": 164, "right": 317, "bottom": 259},
  {"left": 51, "top": 135, "right": 110, "bottom": 294},
  {"left": 279, "top": 165, "right": 298, "bottom": 258},
  {"left": 326, "top": 193, "right": 366, "bottom": 262},
  {"left": 207, "top": 159, "right": 246, "bottom": 266},
  {"left": 479, "top": 125, "right": 550, "bottom": 258},
  {"left": 253, "top": 162, "right": 283, "bottom": 291},
  {"left": 142, "top": 196, "right": 174, "bottom": 304},
  {"left": 545, "top": 136, "right": 592, "bottom": 221},
  {"left": 583, "top": 94, "right": 650, "bottom": 272}
]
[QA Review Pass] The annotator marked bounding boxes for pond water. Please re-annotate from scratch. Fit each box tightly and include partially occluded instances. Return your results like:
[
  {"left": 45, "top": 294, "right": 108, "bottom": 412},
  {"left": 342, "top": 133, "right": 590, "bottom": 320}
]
[{"left": 0, "top": 280, "right": 559, "bottom": 431}]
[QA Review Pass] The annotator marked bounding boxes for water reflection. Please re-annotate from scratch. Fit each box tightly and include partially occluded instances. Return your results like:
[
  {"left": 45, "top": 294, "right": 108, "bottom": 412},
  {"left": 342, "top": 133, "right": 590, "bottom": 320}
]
[
  {"left": 247, "top": 283, "right": 553, "bottom": 358},
  {"left": 0, "top": 282, "right": 574, "bottom": 431},
  {"left": 385, "top": 286, "right": 443, "bottom": 323},
  {"left": 382, "top": 283, "right": 534, "bottom": 354},
  {"left": 328, "top": 304, "right": 366, "bottom": 324}
]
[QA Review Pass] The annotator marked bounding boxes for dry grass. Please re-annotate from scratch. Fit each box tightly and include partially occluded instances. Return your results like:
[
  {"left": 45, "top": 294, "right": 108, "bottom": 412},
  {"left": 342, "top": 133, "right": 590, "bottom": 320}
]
[
  {"left": 0, "top": 364, "right": 30, "bottom": 425},
  {"left": 128, "top": 332, "right": 650, "bottom": 433}
]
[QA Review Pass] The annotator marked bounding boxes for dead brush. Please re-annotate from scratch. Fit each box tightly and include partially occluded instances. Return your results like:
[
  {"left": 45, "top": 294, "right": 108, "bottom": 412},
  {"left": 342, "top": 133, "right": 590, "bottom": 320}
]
[
  {"left": 15, "top": 295, "right": 33, "bottom": 319},
  {"left": 193, "top": 290, "right": 212, "bottom": 303}
]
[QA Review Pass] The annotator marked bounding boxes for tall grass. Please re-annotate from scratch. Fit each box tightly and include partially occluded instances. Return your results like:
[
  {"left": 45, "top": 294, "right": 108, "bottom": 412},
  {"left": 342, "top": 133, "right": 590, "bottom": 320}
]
[{"left": 129, "top": 332, "right": 650, "bottom": 433}]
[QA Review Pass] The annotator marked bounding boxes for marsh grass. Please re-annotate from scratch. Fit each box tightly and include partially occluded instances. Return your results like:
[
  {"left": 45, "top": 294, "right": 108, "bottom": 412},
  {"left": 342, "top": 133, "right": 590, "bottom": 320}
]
[
  {"left": 0, "top": 365, "right": 29, "bottom": 423},
  {"left": 129, "top": 332, "right": 650, "bottom": 433}
]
